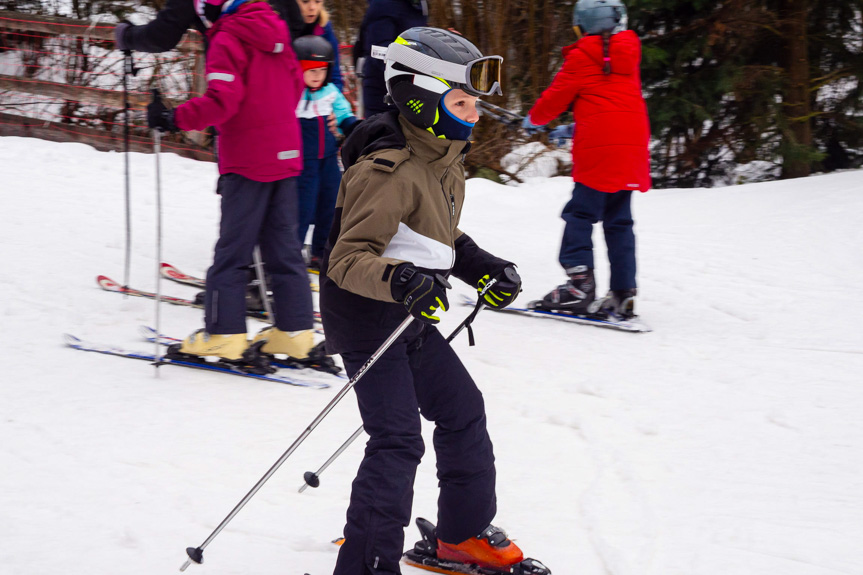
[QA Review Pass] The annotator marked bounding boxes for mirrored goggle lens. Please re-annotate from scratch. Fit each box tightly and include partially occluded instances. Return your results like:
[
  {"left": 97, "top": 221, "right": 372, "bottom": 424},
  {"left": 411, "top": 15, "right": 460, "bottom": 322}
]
[{"left": 468, "top": 58, "right": 502, "bottom": 95}]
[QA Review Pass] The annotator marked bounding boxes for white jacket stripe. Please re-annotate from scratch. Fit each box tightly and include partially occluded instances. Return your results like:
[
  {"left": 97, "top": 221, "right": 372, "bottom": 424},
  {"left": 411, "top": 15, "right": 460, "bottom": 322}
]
[
  {"left": 382, "top": 222, "right": 453, "bottom": 270},
  {"left": 206, "top": 72, "right": 235, "bottom": 83}
]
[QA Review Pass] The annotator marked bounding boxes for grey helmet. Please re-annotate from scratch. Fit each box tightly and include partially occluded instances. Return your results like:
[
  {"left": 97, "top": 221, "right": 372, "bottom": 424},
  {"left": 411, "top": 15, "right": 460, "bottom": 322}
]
[
  {"left": 384, "top": 27, "right": 502, "bottom": 129},
  {"left": 294, "top": 35, "right": 335, "bottom": 86},
  {"left": 573, "top": 0, "right": 628, "bottom": 36}
]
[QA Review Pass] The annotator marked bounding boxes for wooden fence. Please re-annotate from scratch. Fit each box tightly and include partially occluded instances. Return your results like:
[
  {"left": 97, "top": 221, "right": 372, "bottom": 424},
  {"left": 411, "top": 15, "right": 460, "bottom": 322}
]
[
  {"left": 0, "top": 10, "right": 213, "bottom": 160},
  {"left": 0, "top": 10, "right": 362, "bottom": 162}
]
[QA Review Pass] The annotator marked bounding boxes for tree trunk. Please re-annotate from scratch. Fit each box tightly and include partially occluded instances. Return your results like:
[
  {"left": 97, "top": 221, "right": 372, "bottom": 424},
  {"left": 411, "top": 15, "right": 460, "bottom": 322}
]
[{"left": 780, "top": 0, "right": 812, "bottom": 178}]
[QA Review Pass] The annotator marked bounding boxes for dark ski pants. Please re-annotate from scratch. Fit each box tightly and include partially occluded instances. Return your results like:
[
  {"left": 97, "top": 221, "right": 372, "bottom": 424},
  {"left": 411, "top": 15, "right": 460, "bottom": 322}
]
[
  {"left": 205, "top": 173, "right": 313, "bottom": 334},
  {"left": 559, "top": 182, "right": 637, "bottom": 290},
  {"left": 297, "top": 154, "right": 341, "bottom": 259},
  {"left": 334, "top": 323, "right": 497, "bottom": 575}
]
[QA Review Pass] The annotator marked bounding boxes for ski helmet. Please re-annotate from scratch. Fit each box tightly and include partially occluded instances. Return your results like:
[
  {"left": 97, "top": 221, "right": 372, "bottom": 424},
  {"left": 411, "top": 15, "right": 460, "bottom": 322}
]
[
  {"left": 294, "top": 35, "right": 335, "bottom": 86},
  {"left": 384, "top": 27, "right": 502, "bottom": 129},
  {"left": 573, "top": 0, "right": 628, "bottom": 37}
]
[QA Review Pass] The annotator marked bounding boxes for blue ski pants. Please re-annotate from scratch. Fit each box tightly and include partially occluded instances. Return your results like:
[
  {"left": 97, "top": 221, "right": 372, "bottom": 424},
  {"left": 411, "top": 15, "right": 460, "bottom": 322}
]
[
  {"left": 333, "top": 322, "right": 497, "bottom": 575},
  {"left": 559, "top": 182, "right": 637, "bottom": 290},
  {"left": 205, "top": 174, "right": 313, "bottom": 334},
  {"left": 297, "top": 154, "right": 341, "bottom": 258}
]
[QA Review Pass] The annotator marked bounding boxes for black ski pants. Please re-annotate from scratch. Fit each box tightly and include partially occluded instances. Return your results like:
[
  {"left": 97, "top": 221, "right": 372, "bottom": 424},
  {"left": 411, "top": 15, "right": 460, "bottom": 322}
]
[
  {"left": 205, "top": 173, "right": 313, "bottom": 334},
  {"left": 333, "top": 322, "right": 497, "bottom": 575}
]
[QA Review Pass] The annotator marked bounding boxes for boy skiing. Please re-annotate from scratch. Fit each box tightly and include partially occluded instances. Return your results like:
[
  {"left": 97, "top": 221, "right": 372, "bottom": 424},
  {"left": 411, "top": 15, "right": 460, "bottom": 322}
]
[
  {"left": 319, "top": 27, "right": 550, "bottom": 575},
  {"left": 293, "top": 34, "right": 359, "bottom": 271},
  {"left": 523, "top": 0, "right": 651, "bottom": 319},
  {"left": 147, "top": 0, "right": 321, "bottom": 365}
]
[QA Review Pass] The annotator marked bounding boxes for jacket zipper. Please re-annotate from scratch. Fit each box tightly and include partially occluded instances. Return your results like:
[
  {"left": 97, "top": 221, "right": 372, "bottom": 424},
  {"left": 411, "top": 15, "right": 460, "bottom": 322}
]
[
  {"left": 317, "top": 115, "right": 325, "bottom": 159},
  {"left": 441, "top": 168, "right": 456, "bottom": 270}
]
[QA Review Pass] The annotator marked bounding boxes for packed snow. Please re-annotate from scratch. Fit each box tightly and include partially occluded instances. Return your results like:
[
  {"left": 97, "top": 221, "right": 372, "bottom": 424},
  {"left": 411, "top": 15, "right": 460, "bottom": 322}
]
[{"left": 1, "top": 135, "right": 862, "bottom": 575}]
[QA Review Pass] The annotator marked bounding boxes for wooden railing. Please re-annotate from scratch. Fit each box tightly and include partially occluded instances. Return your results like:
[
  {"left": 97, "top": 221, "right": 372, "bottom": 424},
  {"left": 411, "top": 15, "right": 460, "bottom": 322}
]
[{"left": 0, "top": 10, "right": 212, "bottom": 160}]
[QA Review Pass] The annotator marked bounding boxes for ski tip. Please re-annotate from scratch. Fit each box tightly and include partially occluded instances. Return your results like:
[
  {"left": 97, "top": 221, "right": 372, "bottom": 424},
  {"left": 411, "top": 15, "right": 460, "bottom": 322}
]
[
  {"left": 96, "top": 275, "right": 121, "bottom": 290},
  {"left": 138, "top": 325, "right": 157, "bottom": 338},
  {"left": 63, "top": 333, "right": 81, "bottom": 346},
  {"left": 160, "top": 262, "right": 191, "bottom": 281}
]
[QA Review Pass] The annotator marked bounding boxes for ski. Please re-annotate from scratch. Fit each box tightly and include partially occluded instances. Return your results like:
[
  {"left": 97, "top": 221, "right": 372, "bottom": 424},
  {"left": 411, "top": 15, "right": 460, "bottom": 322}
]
[
  {"left": 160, "top": 262, "right": 319, "bottom": 292},
  {"left": 63, "top": 334, "right": 330, "bottom": 389},
  {"left": 402, "top": 518, "right": 551, "bottom": 575},
  {"left": 138, "top": 326, "right": 344, "bottom": 378},
  {"left": 160, "top": 262, "right": 205, "bottom": 288},
  {"left": 403, "top": 554, "right": 551, "bottom": 575},
  {"left": 459, "top": 295, "right": 651, "bottom": 333},
  {"left": 96, "top": 275, "right": 322, "bottom": 324}
]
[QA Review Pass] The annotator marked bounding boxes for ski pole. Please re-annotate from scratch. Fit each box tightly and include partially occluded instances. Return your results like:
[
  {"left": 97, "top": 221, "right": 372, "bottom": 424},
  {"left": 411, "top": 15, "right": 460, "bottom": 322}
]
[
  {"left": 179, "top": 274, "right": 451, "bottom": 571},
  {"left": 153, "top": 124, "right": 164, "bottom": 374},
  {"left": 297, "top": 300, "right": 486, "bottom": 493},
  {"left": 252, "top": 245, "right": 275, "bottom": 323},
  {"left": 476, "top": 100, "right": 524, "bottom": 128},
  {"left": 298, "top": 425, "right": 364, "bottom": 493},
  {"left": 122, "top": 50, "right": 136, "bottom": 291},
  {"left": 179, "top": 314, "right": 416, "bottom": 571},
  {"left": 477, "top": 100, "right": 549, "bottom": 133}
]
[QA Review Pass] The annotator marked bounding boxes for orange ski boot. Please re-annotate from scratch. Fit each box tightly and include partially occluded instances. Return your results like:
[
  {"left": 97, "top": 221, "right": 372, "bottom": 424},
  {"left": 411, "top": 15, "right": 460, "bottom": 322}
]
[
  {"left": 437, "top": 524, "right": 524, "bottom": 570},
  {"left": 403, "top": 517, "right": 550, "bottom": 575}
]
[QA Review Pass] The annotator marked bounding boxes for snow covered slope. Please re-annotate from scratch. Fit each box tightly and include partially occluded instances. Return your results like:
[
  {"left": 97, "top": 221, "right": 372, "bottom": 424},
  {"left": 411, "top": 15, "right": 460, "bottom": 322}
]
[{"left": 1, "top": 136, "right": 862, "bottom": 575}]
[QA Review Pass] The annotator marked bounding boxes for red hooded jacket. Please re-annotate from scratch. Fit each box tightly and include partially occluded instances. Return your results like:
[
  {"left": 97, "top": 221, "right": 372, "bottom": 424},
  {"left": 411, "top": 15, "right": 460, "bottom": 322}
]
[
  {"left": 529, "top": 30, "right": 651, "bottom": 193},
  {"left": 174, "top": 2, "right": 304, "bottom": 182}
]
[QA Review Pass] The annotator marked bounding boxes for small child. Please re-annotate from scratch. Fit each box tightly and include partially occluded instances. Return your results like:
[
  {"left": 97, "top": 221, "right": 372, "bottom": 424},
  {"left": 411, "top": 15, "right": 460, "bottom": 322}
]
[
  {"left": 523, "top": 0, "right": 651, "bottom": 319},
  {"left": 293, "top": 34, "right": 358, "bottom": 270},
  {"left": 147, "top": 0, "right": 317, "bottom": 363}
]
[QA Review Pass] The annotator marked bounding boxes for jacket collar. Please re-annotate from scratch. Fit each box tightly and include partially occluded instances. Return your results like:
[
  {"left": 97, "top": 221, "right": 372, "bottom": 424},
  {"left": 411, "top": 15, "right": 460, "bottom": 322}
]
[{"left": 398, "top": 115, "right": 469, "bottom": 177}]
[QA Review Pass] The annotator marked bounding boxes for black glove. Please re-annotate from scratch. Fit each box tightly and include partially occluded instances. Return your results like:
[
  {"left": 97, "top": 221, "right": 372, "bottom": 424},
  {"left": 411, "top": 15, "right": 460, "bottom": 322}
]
[
  {"left": 391, "top": 264, "right": 450, "bottom": 325},
  {"left": 147, "top": 91, "right": 177, "bottom": 133},
  {"left": 340, "top": 117, "right": 361, "bottom": 138},
  {"left": 477, "top": 266, "right": 521, "bottom": 309},
  {"left": 114, "top": 22, "right": 131, "bottom": 52}
]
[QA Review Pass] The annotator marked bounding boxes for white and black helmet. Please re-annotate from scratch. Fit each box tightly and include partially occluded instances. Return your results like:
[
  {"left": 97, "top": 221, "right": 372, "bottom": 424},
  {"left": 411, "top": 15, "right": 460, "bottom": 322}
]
[{"left": 384, "top": 27, "right": 503, "bottom": 128}]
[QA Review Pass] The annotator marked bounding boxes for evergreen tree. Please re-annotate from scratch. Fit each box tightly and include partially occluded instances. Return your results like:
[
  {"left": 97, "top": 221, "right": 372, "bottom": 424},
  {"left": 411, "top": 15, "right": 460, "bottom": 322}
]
[{"left": 629, "top": 0, "right": 862, "bottom": 185}]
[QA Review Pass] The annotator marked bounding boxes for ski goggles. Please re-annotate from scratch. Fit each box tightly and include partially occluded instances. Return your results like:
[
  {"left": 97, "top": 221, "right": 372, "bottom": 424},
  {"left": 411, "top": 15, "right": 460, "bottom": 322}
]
[{"left": 385, "top": 42, "right": 503, "bottom": 96}]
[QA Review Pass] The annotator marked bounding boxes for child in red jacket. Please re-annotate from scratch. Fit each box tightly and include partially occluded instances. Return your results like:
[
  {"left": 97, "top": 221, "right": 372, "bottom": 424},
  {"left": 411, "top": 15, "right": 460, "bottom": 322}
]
[{"left": 523, "top": 0, "right": 650, "bottom": 319}]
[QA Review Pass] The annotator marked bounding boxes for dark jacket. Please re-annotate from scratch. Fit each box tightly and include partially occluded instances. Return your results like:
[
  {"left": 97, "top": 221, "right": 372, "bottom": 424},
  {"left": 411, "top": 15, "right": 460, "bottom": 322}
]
[
  {"left": 122, "top": 0, "right": 206, "bottom": 53},
  {"left": 355, "top": 0, "right": 427, "bottom": 116},
  {"left": 320, "top": 111, "right": 512, "bottom": 353}
]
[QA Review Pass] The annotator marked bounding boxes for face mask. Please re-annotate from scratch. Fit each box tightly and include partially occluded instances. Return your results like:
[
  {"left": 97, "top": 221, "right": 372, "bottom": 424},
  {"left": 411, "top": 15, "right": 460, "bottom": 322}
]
[{"left": 433, "top": 93, "right": 476, "bottom": 141}]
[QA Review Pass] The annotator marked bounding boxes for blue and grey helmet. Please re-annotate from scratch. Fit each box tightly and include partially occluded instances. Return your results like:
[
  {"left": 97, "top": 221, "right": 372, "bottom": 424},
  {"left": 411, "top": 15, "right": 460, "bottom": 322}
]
[{"left": 573, "top": 0, "right": 628, "bottom": 37}]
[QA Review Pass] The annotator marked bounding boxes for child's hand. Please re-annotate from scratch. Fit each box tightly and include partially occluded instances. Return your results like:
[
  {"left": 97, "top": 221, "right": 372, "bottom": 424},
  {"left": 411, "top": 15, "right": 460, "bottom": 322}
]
[
  {"left": 327, "top": 113, "right": 339, "bottom": 137},
  {"left": 548, "top": 123, "right": 574, "bottom": 146},
  {"left": 521, "top": 115, "right": 543, "bottom": 136}
]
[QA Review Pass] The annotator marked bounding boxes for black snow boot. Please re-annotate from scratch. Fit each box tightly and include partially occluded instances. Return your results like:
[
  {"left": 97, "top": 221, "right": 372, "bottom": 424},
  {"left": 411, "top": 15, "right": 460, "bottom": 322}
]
[{"left": 533, "top": 265, "right": 596, "bottom": 314}]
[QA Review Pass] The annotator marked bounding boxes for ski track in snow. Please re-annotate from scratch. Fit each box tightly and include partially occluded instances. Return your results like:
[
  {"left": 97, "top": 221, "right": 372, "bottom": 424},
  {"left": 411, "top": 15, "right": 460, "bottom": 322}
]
[{"left": 2, "top": 137, "right": 863, "bottom": 575}]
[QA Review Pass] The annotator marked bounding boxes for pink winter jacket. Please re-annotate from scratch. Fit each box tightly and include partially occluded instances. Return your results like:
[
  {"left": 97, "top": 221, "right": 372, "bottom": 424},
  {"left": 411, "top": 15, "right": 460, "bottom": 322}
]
[{"left": 174, "top": 2, "right": 304, "bottom": 182}]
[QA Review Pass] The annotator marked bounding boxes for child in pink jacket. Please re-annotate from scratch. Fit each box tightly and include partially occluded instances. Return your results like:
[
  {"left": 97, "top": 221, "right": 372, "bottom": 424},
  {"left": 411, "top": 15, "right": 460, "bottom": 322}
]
[{"left": 147, "top": 0, "right": 319, "bottom": 364}]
